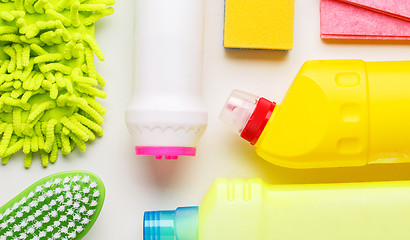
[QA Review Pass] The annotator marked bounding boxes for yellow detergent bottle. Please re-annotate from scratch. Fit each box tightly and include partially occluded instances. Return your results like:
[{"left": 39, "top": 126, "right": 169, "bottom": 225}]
[
  {"left": 220, "top": 60, "right": 410, "bottom": 168},
  {"left": 144, "top": 178, "right": 410, "bottom": 240}
]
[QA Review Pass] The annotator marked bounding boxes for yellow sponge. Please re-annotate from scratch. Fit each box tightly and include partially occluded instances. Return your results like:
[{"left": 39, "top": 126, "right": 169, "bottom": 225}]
[{"left": 224, "top": 0, "right": 295, "bottom": 50}]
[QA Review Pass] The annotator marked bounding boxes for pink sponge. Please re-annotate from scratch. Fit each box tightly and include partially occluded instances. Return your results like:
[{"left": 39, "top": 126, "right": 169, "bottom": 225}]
[
  {"left": 339, "top": 0, "right": 410, "bottom": 21},
  {"left": 321, "top": 0, "right": 410, "bottom": 40}
]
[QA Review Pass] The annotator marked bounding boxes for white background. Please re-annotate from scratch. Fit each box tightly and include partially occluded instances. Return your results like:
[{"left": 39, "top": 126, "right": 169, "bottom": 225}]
[{"left": 1, "top": 0, "right": 410, "bottom": 239}]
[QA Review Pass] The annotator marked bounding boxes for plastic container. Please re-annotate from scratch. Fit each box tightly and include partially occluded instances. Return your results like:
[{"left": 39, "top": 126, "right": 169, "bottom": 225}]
[
  {"left": 126, "top": 0, "right": 208, "bottom": 160},
  {"left": 221, "top": 60, "right": 410, "bottom": 168},
  {"left": 144, "top": 178, "right": 410, "bottom": 240}
]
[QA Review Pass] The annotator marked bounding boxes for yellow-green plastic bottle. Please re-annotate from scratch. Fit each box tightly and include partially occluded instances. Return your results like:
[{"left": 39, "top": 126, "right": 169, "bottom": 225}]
[
  {"left": 144, "top": 178, "right": 410, "bottom": 240},
  {"left": 220, "top": 60, "right": 410, "bottom": 168}
]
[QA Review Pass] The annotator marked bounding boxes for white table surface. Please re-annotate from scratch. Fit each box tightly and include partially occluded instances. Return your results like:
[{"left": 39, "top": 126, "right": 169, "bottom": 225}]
[{"left": 1, "top": 0, "right": 410, "bottom": 239}]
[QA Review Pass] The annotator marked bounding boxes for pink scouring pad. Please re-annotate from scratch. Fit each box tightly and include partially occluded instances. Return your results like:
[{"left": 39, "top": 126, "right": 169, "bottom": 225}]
[
  {"left": 321, "top": 0, "right": 410, "bottom": 40},
  {"left": 339, "top": 0, "right": 410, "bottom": 21}
]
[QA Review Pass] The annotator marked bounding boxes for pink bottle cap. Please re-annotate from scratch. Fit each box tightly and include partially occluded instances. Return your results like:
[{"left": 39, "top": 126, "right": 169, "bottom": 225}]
[{"left": 135, "top": 146, "right": 197, "bottom": 160}]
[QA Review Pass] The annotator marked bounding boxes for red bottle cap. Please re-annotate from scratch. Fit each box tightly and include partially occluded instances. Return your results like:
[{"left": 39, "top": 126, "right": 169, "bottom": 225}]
[{"left": 240, "top": 97, "right": 276, "bottom": 145}]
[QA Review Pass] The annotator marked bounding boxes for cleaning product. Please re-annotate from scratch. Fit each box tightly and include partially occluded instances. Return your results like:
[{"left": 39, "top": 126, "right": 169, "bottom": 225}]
[
  {"left": 0, "top": 0, "right": 114, "bottom": 167},
  {"left": 144, "top": 178, "right": 410, "bottom": 240},
  {"left": 0, "top": 171, "right": 105, "bottom": 239},
  {"left": 224, "top": 0, "right": 295, "bottom": 50},
  {"left": 126, "top": 0, "right": 208, "bottom": 160},
  {"left": 220, "top": 60, "right": 410, "bottom": 169}
]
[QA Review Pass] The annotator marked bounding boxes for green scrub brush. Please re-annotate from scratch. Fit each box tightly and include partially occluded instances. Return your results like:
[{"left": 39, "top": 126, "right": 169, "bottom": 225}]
[
  {"left": 0, "top": 0, "right": 114, "bottom": 167},
  {"left": 0, "top": 171, "right": 105, "bottom": 239}
]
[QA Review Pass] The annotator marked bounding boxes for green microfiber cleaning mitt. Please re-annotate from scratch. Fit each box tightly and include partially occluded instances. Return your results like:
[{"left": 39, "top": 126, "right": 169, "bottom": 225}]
[{"left": 0, "top": 0, "right": 114, "bottom": 168}]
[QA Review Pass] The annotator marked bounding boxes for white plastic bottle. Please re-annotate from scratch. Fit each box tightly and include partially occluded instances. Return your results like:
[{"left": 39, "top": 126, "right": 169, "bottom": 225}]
[{"left": 126, "top": 0, "right": 208, "bottom": 159}]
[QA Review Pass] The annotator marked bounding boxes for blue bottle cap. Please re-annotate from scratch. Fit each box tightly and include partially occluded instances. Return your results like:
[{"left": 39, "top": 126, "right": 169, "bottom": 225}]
[{"left": 144, "top": 206, "right": 199, "bottom": 240}]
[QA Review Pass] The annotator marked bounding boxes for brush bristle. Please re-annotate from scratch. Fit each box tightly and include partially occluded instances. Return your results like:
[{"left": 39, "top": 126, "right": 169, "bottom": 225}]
[{"left": 0, "top": 172, "right": 104, "bottom": 239}]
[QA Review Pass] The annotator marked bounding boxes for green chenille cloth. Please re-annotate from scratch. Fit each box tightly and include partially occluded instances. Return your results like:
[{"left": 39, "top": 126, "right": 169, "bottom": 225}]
[{"left": 0, "top": 0, "right": 114, "bottom": 167}]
